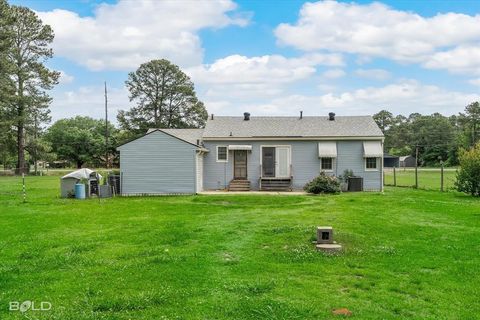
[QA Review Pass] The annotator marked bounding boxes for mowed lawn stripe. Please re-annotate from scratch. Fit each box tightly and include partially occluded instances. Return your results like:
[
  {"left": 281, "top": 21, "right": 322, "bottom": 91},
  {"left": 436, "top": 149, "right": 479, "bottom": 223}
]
[{"left": 0, "top": 176, "right": 479, "bottom": 319}]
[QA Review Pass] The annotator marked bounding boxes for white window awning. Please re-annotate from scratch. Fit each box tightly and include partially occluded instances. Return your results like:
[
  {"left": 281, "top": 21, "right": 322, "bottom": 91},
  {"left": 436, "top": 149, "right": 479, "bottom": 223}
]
[
  {"left": 363, "top": 141, "right": 383, "bottom": 157},
  {"left": 228, "top": 145, "right": 252, "bottom": 151},
  {"left": 318, "top": 142, "right": 337, "bottom": 157}
]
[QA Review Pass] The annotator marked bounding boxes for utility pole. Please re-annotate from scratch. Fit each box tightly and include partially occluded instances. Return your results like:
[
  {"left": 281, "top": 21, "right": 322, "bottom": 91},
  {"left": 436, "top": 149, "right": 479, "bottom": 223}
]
[{"left": 104, "top": 81, "right": 109, "bottom": 169}]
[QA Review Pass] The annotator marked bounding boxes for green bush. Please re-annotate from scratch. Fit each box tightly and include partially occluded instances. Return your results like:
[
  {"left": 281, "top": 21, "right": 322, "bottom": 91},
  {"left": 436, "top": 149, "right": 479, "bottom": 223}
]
[
  {"left": 455, "top": 143, "right": 480, "bottom": 196},
  {"left": 304, "top": 172, "right": 341, "bottom": 194},
  {"left": 338, "top": 169, "right": 354, "bottom": 183}
]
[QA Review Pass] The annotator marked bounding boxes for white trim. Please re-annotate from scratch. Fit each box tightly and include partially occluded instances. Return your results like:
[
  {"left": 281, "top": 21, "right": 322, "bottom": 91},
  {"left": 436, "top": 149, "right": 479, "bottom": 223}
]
[
  {"left": 381, "top": 142, "right": 384, "bottom": 192},
  {"left": 216, "top": 145, "right": 228, "bottom": 162},
  {"left": 195, "top": 152, "right": 203, "bottom": 193},
  {"left": 260, "top": 145, "right": 292, "bottom": 178},
  {"left": 365, "top": 157, "right": 379, "bottom": 171},
  {"left": 204, "top": 136, "right": 384, "bottom": 141},
  {"left": 320, "top": 157, "right": 335, "bottom": 172}
]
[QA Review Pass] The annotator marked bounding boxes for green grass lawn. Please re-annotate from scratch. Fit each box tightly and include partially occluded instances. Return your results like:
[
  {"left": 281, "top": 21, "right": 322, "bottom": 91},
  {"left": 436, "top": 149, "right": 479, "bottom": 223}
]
[
  {"left": 383, "top": 168, "right": 457, "bottom": 191},
  {"left": 1, "top": 176, "right": 479, "bottom": 319}
]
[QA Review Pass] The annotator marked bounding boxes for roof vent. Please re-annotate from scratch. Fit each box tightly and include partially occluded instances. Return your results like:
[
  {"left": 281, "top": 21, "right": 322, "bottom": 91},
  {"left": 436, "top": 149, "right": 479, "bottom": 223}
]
[
  {"left": 300, "top": 111, "right": 303, "bottom": 119},
  {"left": 244, "top": 112, "right": 250, "bottom": 121},
  {"left": 328, "top": 112, "right": 335, "bottom": 121}
]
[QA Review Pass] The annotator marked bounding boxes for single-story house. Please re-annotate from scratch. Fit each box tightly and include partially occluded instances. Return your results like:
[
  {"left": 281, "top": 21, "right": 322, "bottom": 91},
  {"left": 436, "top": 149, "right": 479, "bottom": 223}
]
[
  {"left": 399, "top": 155, "right": 416, "bottom": 168},
  {"left": 383, "top": 153, "right": 400, "bottom": 168},
  {"left": 117, "top": 112, "right": 384, "bottom": 194}
]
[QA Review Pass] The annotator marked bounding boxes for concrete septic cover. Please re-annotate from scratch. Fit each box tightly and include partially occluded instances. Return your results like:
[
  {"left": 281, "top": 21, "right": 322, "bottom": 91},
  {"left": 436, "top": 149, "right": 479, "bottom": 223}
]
[{"left": 316, "top": 243, "right": 342, "bottom": 252}]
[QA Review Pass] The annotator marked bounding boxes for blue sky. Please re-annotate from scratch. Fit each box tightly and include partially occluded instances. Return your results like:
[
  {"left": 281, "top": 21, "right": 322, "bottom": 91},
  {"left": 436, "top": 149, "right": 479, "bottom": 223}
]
[{"left": 11, "top": 0, "right": 480, "bottom": 122}]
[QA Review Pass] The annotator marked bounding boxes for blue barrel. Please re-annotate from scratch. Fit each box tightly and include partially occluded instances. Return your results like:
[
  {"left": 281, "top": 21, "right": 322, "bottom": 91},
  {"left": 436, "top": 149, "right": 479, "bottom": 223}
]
[{"left": 75, "top": 183, "right": 86, "bottom": 199}]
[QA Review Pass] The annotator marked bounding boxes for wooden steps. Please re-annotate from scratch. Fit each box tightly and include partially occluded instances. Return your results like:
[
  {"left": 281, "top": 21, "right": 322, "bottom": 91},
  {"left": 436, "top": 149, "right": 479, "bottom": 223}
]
[
  {"left": 229, "top": 179, "right": 251, "bottom": 191},
  {"left": 260, "top": 178, "right": 291, "bottom": 191}
]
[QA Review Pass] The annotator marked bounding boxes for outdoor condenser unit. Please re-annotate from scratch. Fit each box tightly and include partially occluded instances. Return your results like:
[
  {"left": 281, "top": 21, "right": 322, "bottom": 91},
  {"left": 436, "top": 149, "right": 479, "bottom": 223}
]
[{"left": 348, "top": 176, "right": 363, "bottom": 192}]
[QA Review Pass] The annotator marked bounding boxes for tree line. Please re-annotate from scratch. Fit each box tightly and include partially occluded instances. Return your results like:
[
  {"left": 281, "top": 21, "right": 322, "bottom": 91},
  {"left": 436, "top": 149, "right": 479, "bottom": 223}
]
[
  {"left": 0, "top": 0, "right": 207, "bottom": 172},
  {"left": 1, "top": 0, "right": 478, "bottom": 173},
  {"left": 374, "top": 102, "right": 480, "bottom": 166}
]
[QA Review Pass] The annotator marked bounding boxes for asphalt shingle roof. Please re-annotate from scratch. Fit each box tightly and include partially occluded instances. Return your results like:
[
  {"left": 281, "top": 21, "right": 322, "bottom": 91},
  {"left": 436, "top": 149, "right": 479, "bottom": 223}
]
[
  {"left": 202, "top": 116, "right": 383, "bottom": 138},
  {"left": 147, "top": 128, "right": 204, "bottom": 145}
]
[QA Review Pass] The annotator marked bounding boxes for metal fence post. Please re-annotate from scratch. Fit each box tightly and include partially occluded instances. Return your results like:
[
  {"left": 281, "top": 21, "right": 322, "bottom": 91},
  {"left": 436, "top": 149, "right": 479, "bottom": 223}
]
[
  {"left": 441, "top": 162, "right": 444, "bottom": 192},
  {"left": 393, "top": 167, "right": 397, "bottom": 186},
  {"left": 415, "top": 146, "right": 419, "bottom": 189},
  {"left": 22, "top": 173, "right": 26, "bottom": 203}
]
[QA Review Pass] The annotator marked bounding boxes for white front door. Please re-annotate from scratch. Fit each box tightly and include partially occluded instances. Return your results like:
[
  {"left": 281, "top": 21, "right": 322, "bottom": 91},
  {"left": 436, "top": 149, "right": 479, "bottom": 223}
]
[{"left": 275, "top": 147, "right": 290, "bottom": 178}]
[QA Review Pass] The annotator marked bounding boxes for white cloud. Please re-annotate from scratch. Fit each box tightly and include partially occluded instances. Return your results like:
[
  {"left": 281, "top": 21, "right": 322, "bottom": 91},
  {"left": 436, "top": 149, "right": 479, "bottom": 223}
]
[
  {"left": 321, "top": 68, "right": 345, "bottom": 79},
  {"left": 468, "top": 78, "right": 480, "bottom": 86},
  {"left": 38, "top": 0, "right": 248, "bottom": 71},
  {"left": 275, "top": 1, "right": 480, "bottom": 73},
  {"left": 423, "top": 46, "right": 480, "bottom": 74},
  {"left": 202, "top": 80, "right": 478, "bottom": 117},
  {"left": 188, "top": 53, "right": 344, "bottom": 99},
  {"left": 50, "top": 86, "right": 130, "bottom": 122},
  {"left": 355, "top": 68, "right": 391, "bottom": 80},
  {"left": 187, "top": 53, "right": 343, "bottom": 84},
  {"left": 58, "top": 71, "right": 74, "bottom": 84}
]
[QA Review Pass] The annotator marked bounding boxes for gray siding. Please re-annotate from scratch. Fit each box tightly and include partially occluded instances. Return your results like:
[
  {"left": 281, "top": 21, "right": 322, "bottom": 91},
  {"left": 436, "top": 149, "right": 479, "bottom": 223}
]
[
  {"left": 203, "top": 140, "right": 382, "bottom": 191},
  {"left": 118, "top": 131, "right": 197, "bottom": 194},
  {"left": 336, "top": 141, "right": 382, "bottom": 191}
]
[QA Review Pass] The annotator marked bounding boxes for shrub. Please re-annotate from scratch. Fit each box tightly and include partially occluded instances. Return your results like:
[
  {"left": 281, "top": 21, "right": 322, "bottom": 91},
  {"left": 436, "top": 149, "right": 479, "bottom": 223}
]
[
  {"left": 455, "top": 143, "right": 480, "bottom": 196},
  {"left": 304, "top": 172, "right": 341, "bottom": 194},
  {"left": 338, "top": 169, "right": 354, "bottom": 183}
]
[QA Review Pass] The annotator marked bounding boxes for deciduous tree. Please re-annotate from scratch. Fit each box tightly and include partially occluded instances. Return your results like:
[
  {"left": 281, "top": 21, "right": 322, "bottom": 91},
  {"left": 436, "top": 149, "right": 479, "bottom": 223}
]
[
  {"left": 45, "top": 117, "right": 117, "bottom": 169},
  {"left": 455, "top": 142, "right": 480, "bottom": 196},
  {"left": 459, "top": 101, "right": 480, "bottom": 147},
  {"left": 118, "top": 59, "right": 207, "bottom": 136}
]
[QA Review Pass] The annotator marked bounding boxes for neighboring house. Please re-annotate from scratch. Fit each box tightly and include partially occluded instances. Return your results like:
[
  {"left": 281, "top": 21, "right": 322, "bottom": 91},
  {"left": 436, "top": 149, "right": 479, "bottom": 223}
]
[
  {"left": 384, "top": 153, "right": 400, "bottom": 168},
  {"left": 117, "top": 112, "right": 384, "bottom": 195},
  {"left": 399, "top": 155, "right": 416, "bottom": 168}
]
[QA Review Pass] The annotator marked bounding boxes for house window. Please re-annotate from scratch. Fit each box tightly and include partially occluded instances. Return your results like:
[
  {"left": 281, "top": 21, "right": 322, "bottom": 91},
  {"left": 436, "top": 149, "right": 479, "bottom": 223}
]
[
  {"left": 320, "top": 157, "right": 333, "bottom": 171},
  {"left": 216, "top": 146, "right": 228, "bottom": 162},
  {"left": 365, "top": 157, "right": 378, "bottom": 170}
]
